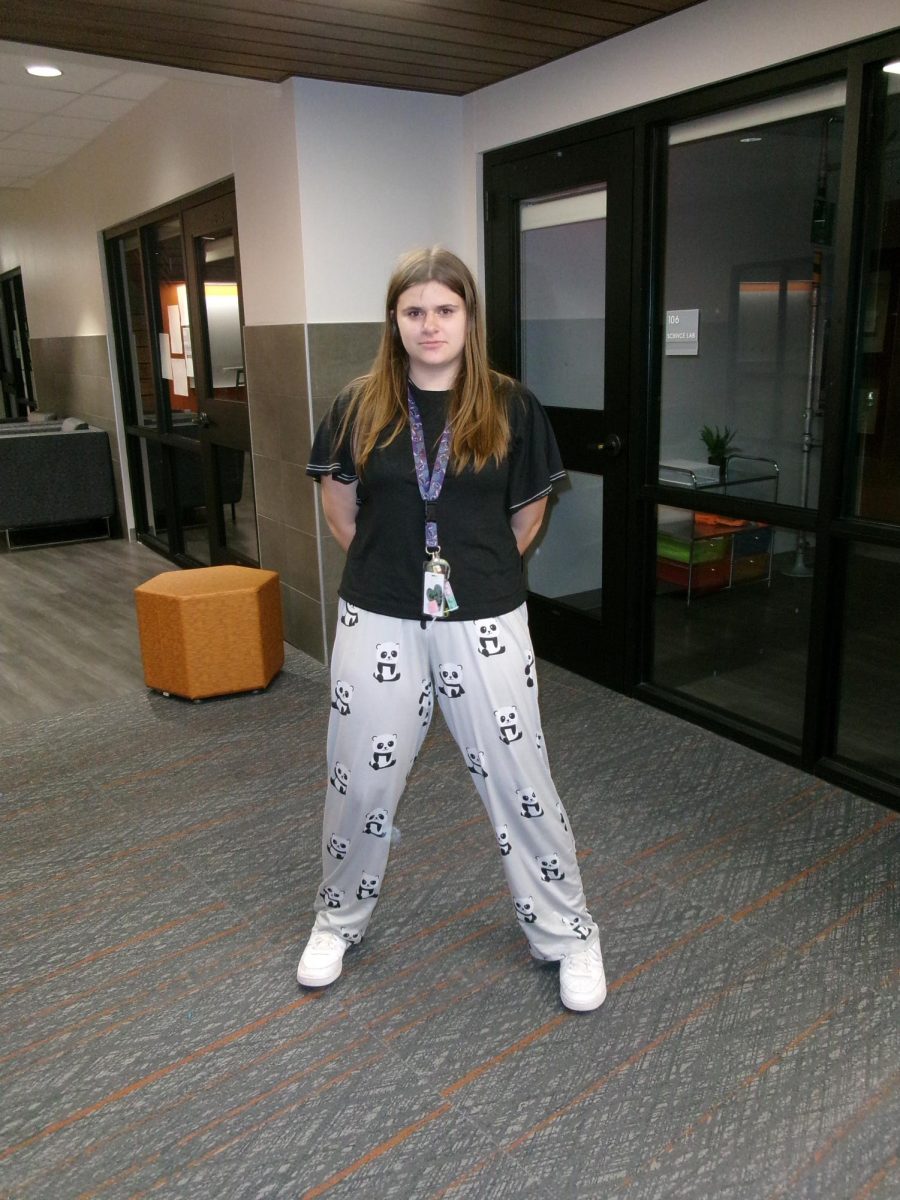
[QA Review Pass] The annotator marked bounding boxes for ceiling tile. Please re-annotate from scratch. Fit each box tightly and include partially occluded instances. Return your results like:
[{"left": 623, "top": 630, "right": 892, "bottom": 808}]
[
  {"left": 28, "top": 112, "right": 110, "bottom": 138},
  {"left": 94, "top": 73, "right": 166, "bottom": 101},
  {"left": 59, "top": 93, "right": 137, "bottom": 120},
  {"left": 0, "top": 82, "right": 79, "bottom": 113},
  {"left": 2, "top": 130, "right": 90, "bottom": 154}
]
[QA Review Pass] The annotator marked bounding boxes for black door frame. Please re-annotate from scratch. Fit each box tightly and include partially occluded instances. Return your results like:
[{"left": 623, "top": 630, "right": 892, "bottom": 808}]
[
  {"left": 484, "top": 129, "right": 636, "bottom": 690},
  {"left": 0, "top": 268, "right": 33, "bottom": 420},
  {"left": 484, "top": 29, "right": 900, "bottom": 813},
  {"left": 105, "top": 178, "right": 256, "bottom": 568}
]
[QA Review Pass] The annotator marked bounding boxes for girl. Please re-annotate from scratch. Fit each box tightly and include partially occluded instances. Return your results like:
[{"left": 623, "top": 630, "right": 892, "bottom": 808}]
[{"left": 299, "top": 247, "right": 605, "bottom": 1012}]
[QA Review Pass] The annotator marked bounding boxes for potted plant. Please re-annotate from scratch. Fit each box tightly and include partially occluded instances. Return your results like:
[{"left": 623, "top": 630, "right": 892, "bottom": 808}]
[{"left": 700, "top": 424, "right": 739, "bottom": 480}]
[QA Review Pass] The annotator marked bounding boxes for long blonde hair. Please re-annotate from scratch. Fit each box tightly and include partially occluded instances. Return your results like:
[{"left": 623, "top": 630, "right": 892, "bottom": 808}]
[{"left": 336, "top": 246, "right": 511, "bottom": 473}]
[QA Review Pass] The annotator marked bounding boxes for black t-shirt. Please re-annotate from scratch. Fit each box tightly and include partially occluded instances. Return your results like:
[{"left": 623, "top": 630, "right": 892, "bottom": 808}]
[{"left": 307, "top": 377, "right": 565, "bottom": 621}]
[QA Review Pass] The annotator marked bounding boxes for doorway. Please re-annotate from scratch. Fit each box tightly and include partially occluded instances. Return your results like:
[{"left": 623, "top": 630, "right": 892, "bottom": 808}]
[
  {"left": 0, "top": 269, "right": 33, "bottom": 420},
  {"left": 106, "top": 182, "right": 258, "bottom": 567},
  {"left": 484, "top": 130, "right": 634, "bottom": 689}
]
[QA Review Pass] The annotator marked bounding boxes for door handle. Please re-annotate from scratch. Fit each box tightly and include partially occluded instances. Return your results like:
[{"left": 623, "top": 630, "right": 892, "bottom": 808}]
[{"left": 591, "top": 433, "right": 623, "bottom": 456}]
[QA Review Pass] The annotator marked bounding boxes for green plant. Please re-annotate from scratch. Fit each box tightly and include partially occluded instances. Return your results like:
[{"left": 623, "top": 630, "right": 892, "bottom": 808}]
[{"left": 699, "top": 423, "right": 739, "bottom": 463}]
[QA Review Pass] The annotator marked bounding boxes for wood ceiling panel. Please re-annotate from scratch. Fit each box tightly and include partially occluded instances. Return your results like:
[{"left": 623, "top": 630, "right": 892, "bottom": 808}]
[{"left": 0, "top": 0, "right": 707, "bottom": 95}]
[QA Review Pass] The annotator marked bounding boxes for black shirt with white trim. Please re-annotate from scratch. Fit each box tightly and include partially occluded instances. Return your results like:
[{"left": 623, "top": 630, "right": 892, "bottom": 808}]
[{"left": 307, "top": 377, "right": 565, "bottom": 621}]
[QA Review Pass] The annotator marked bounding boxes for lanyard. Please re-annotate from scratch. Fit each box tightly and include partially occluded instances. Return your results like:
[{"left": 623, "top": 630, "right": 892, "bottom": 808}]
[{"left": 407, "top": 385, "right": 452, "bottom": 554}]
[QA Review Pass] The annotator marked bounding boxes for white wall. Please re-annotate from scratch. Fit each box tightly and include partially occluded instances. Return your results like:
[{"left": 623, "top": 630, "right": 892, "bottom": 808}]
[
  {"left": 292, "top": 77, "right": 467, "bottom": 324},
  {"left": 0, "top": 74, "right": 306, "bottom": 337},
  {"left": 230, "top": 81, "right": 307, "bottom": 326}
]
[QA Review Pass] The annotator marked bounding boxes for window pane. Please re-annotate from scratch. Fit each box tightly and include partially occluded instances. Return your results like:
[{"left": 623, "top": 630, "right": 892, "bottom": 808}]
[
  {"left": 660, "top": 85, "right": 845, "bottom": 512},
  {"left": 198, "top": 231, "right": 246, "bottom": 402},
  {"left": 835, "top": 543, "right": 900, "bottom": 777},
  {"left": 115, "top": 233, "right": 156, "bottom": 425},
  {"left": 850, "top": 67, "right": 900, "bottom": 523},
  {"left": 652, "top": 506, "right": 813, "bottom": 740},
  {"left": 520, "top": 187, "right": 607, "bottom": 410},
  {"left": 151, "top": 217, "right": 199, "bottom": 422},
  {"left": 526, "top": 471, "right": 602, "bottom": 616}
]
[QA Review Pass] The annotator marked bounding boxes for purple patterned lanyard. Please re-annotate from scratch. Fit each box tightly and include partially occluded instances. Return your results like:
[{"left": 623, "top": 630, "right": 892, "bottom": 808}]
[
  {"left": 407, "top": 385, "right": 452, "bottom": 554},
  {"left": 408, "top": 385, "right": 459, "bottom": 617}
]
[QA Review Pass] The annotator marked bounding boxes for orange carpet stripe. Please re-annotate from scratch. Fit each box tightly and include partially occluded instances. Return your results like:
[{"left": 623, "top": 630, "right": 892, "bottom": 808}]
[
  {"left": 0, "top": 993, "right": 318, "bottom": 1163},
  {"left": 298, "top": 1103, "right": 453, "bottom": 1200},
  {"left": 852, "top": 1151, "right": 898, "bottom": 1200},
  {"left": 441, "top": 1014, "right": 570, "bottom": 1097},
  {"left": 0, "top": 900, "right": 228, "bottom": 1000},
  {"left": 0, "top": 921, "right": 249, "bottom": 1053},
  {"left": 796, "top": 882, "right": 895, "bottom": 957},
  {"left": 732, "top": 812, "right": 897, "bottom": 922},
  {"left": 766, "top": 1068, "right": 900, "bottom": 1200},
  {"left": 21, "top": 1012, "right": 352, "bottom": 1197}
]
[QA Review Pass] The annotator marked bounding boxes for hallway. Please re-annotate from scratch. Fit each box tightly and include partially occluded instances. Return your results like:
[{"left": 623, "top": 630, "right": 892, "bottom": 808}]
[{"left": 1, "top": 541, "right": 897, "bottom": 1198}]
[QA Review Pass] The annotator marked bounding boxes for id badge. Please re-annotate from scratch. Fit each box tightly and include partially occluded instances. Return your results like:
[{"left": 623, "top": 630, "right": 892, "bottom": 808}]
[{"left": 422, "top": 556, "right": 459, "bottom": 618}]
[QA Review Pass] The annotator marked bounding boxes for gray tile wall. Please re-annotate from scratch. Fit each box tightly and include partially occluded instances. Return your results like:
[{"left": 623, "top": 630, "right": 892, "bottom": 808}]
[
  {"left": 307, "top": 323, "right": 382, "bottom": 650},
  {"left": 29, "top": 335, "right": 126, "bottom": 528},
  {"left": 245, "top": 320, "right": 381, "bottom": 662}
]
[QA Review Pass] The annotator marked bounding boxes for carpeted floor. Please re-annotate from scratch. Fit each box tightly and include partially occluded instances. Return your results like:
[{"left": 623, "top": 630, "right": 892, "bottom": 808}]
[{"left": 1, "top": 650, "right": 897, "bottom": 1199}]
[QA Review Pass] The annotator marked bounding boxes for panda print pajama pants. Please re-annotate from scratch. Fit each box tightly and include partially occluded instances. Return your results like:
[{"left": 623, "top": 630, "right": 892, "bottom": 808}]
[{"left": 312, "top": 599, "right": 599, "bottom": 960}]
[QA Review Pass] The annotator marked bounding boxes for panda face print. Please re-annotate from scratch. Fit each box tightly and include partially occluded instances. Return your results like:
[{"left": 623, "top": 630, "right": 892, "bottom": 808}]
[
  {"left": 319, "top": 885, "right": 344, "bottom": 908},
  {"left": 536, "top": 853, "right": 566, "bottom": 882},
  {"left": 331, "top": 679, "right": 354, "bottom": 716},
  {"left": 474, "top": 620, "right": 506, "bottom": 657},
  {"left": 517, "top": 787, "right": 544, "bottom": 819},
  {"left": 494, "top": 706, "right": 523, "bottom": 744},
  {"left": 465, "top": 747, "right": 488, "bottom": 778},
  {"left": 418, "top": 678, "right": 433, "bottom": 723},
  {"left": 356, "top": 872, "right": 381, "bottom": 900},
  {"left": 514, "top": 896, "right": 537, "bottom": 924},
  {"left": 496, "top": 824, "right": 511, "bottom": 856},
  {"left": 340, "top": 928, "right": 362, "bottom": 944},
  {"left": 340, "top": 601, "right": 359, "bottom": 627},
  {"left": 524, "top": 650, "right": 535, "bottom": 687},
  {"left": 561, "top": 914, "right": 591, "bottom": 941},
  {"left": 373, "top": 641, "right": 401, "bottom": 683},
  {"left": 369, "top": 734, "right": 398, "bottom": 771},
  {"left": 329, "top": 761, "right": 350, "bottom": 794},
  {"left": 535, "top": 729, "right": 545, "bottom": 755},
  {"left": 326, "top": 832, "right": 351, "bottom": 860},
  {"left": 364, "top": 807, "right": 389, "bottom": 837},
  {"left": 438, "top": 663, "right": 465, "bottom": 699},
  {"left": 554, "top": 799, "right": 569, "bottom": 831}
]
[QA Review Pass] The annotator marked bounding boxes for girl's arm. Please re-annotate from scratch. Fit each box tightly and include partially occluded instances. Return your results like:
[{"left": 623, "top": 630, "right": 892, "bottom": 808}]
[
  {"left": 321, "top": 476, "right": 359, "bottom": 551},
  {"left": 510, "top": 497, "right": 548, "bottom": 555}
]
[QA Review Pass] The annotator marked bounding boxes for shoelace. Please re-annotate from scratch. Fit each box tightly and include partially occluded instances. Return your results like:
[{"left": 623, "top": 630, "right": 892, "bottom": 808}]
[
  {"left": 562, "top": 947, "right": 601, "bottom": 979},
  {"left": 308, "top": 931, "right": 342, "bottom": 953}
]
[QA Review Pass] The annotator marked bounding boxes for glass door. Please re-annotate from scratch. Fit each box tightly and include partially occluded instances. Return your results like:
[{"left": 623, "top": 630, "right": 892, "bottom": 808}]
[
  {"left": 485, "top": 131, "right": 634, "bottom": 687},
  {"left": 182, "top": 193, "right": 257, "bottom": 565},
  {"left": 107, "top": 184, "right": 258, "bottom": 567}
]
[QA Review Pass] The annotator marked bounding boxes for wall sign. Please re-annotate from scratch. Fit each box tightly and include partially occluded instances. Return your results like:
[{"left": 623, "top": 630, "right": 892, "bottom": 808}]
[{"left": 665, "top": 308, "right": 700, "bottom": 355}]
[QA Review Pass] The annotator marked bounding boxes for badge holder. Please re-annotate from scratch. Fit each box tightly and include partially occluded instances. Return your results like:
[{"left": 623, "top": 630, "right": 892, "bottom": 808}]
[{"left": 423, "top": 549, "right": 459, "bottom": 619}]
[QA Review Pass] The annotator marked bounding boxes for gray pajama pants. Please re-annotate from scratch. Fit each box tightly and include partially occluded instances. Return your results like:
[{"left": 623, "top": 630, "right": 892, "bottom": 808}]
[{"left": 312, "top": 599, "right": 599, "bottom": 959}]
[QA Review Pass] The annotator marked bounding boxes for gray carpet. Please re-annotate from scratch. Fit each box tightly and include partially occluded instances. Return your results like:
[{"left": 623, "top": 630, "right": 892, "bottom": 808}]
[{"left": 1, "top": 650, "right": 898, "bottom": 1199}]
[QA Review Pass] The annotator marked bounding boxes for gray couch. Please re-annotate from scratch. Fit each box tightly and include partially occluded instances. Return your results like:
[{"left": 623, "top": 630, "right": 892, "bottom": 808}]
[{"left": 0, "top": 419, "right": 116, "bottom": 547}]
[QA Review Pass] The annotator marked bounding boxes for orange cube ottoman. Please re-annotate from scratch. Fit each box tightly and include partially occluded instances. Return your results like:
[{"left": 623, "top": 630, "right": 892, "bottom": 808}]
[{"left": 134, "top": 565, "right": 284, "bottom": 701}]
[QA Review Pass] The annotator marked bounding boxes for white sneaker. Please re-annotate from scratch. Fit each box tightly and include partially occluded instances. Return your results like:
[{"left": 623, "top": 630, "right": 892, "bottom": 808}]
[
  {"left": 559, "top": 942, "right": 607, "bottom": 1012},
  {"left": 296, "top": 930, "right": 347, "bottom": 987}
]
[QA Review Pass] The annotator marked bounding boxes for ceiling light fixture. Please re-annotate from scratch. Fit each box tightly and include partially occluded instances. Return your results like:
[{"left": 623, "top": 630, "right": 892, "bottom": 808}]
[
  {"left": 883, "top": 60, "right": 900, "bottom": 75},
  {"left": 27, "top": 64, "right": 63, "bottom": 78},
  {"left": 740, "top": 136, "right": 763, "bottom": 143}
]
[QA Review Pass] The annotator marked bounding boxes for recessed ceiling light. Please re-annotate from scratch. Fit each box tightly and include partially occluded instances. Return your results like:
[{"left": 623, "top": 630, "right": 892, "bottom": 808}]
[
  {"left": 740, "top": 136, "right": 763, "bottom": 143},
  {"left": 883, "top": 60, "right": 900, "bottom": 75},
  {"left": 27, "top": 64, "right": 63, "bottom": 78}
]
